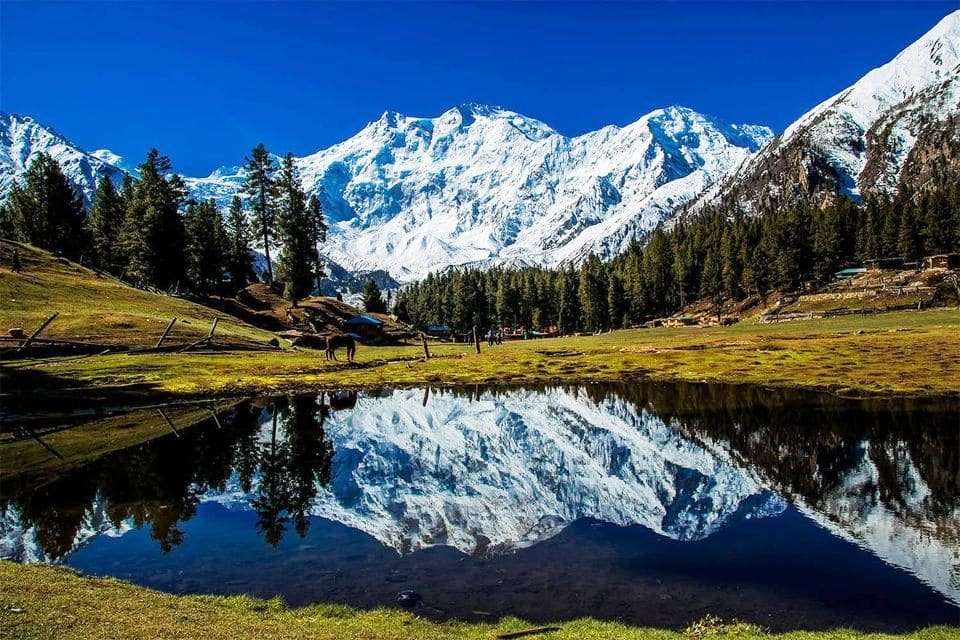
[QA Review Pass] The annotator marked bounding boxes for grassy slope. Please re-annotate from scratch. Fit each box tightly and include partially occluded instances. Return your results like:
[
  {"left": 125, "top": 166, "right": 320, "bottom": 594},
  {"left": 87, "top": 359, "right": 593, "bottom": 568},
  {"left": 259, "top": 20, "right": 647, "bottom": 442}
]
[
  {"left": 5, "top": 308, "right": 959, "bottom": 398},
  {"left": 0, "top": 241, "right": 275, "bottom": 348},
  {"left": 1, "top": 563, "right": 955, "bottom": 640}
]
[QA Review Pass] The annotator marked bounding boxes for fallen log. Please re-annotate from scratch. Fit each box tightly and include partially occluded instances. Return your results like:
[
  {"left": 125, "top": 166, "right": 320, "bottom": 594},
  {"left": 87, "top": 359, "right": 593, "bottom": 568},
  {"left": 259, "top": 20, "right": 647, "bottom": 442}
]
[{"left": 157, "top": 409, "right": 181, "bottom": 437}]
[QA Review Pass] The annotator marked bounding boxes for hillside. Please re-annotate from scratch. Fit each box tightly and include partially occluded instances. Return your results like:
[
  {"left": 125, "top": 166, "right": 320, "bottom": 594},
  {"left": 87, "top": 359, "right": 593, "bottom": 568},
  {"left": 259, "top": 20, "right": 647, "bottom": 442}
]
[
  {"left": 213, "top": 282, "right": 410, "bottom": 339},
  {"left": 0, "top": 240, "right": 277, "bottom": 351}
]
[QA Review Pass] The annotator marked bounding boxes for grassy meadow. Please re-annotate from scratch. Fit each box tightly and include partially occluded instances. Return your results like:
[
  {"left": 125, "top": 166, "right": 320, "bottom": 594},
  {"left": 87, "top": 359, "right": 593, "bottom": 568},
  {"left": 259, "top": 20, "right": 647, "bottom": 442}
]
[
  {"left": 1, "top": 562, "right": 956, "bottom": 640},
  {"left": 4, "top": 308, "right": 959, "bottom": 400}
]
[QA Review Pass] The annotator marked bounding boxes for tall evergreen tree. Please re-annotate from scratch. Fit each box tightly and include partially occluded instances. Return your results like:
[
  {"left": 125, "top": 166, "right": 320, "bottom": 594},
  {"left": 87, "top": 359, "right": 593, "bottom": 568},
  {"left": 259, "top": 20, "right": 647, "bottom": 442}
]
[
  {"left": 306, "top": 194, "right": 327, "bottom": 290},
  {"left": 556, "top": 266, "right": 580, "bottom": 334},
  {"left": 813, "top": 204, "right": 843, "bottom": 282},
  {"left": 700, "top": 234, "right": 724, "bottom": 319},
  {"left": 362, "top": 280, "right": 386, "bottom": 313},
  {"left": 721, "top": 222, "right": 742, "bottom": 299},
  {"left": 606, "top": 272, "right": 626, "bottom": 329},
  {"left": 897, "top": 206, "right": 923, "bottom": 260},
  {"left": 242, "top": 144, "right": 279, "bottom": 283},
  {"left": 224, "top": 195, "right": 254, "bottom": 291},
  {"left": 578, "top": 254, "right": 607, "bottom": 331},
  {"left": 86, "top": 176, "right": 125, "bottom": 274},
  {"left": 184, "top": 199, "right": 227, "bottom": 296},
  {"left": 275, "top": 153, "right": 315, "bottom": 303},
  {"left": 0, "top": 153, "right": 86, "bottom": 259},
  {"left": 121, "top": 150, "right": 187, "bottom": 289}
]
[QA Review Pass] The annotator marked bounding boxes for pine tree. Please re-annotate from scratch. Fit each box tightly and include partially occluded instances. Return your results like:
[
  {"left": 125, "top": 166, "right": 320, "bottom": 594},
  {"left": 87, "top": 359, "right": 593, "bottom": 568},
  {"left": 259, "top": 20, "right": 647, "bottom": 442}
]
[
  {"left": 606, "top": 272, "right": 626, "bottom": 329},
  {"left": 86, "top": 176, "right": 125, "bottom": 274},
  {"left": 642, "top": 228, "right": 674, "bottom": 315},
  {"left": 184, "top": 199, "right": 227, "bottom": 296},
  {"left": 700, "top": 235, "right": 723, "bottom": 319},
  {"left": 275, "top": 153, "right": 314, "bottom": 303},
  {"left": 578, "top": 254, "right": 607, "bottom": 332},
  {"left": 813, "top": 204, "right": 843, "bottom": 282},
  {"left": 242, "top": 144, "right": 278, "bottom": 283},
  {"left": 556, "top": 266, "right": 580, "bottom": 334},
  {"left": 121, "top": 150, "right": 187, "bottom": 290},
  {"left": 306, "top": 194, "right": 327, "bottom": 290},
  {"left": 720, "top": 222, "right": 742, "bottom": 300},
  {"left": 0, "top": 153, "right": 86, "bottom": 259},
  {"left": 495, "top": 276, "right": 515, "bottom": 327},
  {"left": 224, "top": 196, "right": 254, "bottom": 291},
  {"left": 362, "top": 280, "right": 386, "bottom": 313},
  {"left": 897, "top": 206, "right": 922, "bottom": 260}
]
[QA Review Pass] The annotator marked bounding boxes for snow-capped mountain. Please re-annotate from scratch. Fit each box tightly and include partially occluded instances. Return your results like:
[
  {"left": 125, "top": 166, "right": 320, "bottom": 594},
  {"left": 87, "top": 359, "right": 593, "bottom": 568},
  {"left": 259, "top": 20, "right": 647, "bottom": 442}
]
[
  {"left": 185, "top": 105, "right": 770, "bottom": 282},
  {"left": 0, "top": 113, "right": 124, "bottom": 206},
  {"left": 699, "top": 10, "right": 960, "bottom": 211},
  {"left": 0, "top": 106, "right": 770, "bottom": 282}
]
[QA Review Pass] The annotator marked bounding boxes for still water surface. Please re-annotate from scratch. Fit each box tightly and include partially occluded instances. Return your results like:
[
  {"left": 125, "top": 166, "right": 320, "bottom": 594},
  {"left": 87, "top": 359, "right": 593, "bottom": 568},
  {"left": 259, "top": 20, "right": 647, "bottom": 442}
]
[{"left": 2, "top": 383, "right": 958, "bottom": 630}]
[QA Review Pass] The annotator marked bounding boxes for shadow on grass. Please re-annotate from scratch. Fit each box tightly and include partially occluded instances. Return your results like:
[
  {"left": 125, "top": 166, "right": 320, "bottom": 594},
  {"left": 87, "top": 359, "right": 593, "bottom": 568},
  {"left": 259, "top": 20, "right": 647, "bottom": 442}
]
[{"left": 0, "top": 361, "right": 172, "bottom": 415}]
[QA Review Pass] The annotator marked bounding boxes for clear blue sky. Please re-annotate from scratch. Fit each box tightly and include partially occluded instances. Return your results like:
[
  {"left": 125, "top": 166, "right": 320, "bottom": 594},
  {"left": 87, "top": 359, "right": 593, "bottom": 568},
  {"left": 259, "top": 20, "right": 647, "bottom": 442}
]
[{"left": 2, "top": 1, "right": 957, "bottom": 176}]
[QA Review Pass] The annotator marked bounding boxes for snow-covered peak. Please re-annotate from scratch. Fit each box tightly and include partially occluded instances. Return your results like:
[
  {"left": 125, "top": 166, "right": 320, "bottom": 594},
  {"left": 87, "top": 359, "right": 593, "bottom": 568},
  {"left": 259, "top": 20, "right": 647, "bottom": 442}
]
[
  {"left": 185, "top": 103, "right": 769, "bottom": 281},
  {"left": 699, "top": 10, "right": 960, "bottom": 209},
  {"left": 0, "top": 113, "right": 125, "bottom": 204},
  {"left": 786, "top": 10, "right": 959, "bottom": 141}
]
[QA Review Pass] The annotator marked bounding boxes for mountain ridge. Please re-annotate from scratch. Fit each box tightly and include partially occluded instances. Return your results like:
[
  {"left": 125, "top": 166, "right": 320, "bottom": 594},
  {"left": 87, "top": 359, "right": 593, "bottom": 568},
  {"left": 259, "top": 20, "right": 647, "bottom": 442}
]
[
  {"left": 1, "top": 11, "right": 957, "bottom": 283},
  {"left": 695, "top": 10, "right": 960, "bottom": 213},
  {"left": 0, "top": 105, "right": 771, "bottom": 283}
]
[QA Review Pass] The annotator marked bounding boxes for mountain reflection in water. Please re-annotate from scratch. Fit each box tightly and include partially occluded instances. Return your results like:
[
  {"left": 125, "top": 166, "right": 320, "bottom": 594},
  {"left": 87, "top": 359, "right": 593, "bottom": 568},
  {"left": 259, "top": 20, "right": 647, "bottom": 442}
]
[{"left": 1, "top": 383, "right": 958, "bottom": 631}]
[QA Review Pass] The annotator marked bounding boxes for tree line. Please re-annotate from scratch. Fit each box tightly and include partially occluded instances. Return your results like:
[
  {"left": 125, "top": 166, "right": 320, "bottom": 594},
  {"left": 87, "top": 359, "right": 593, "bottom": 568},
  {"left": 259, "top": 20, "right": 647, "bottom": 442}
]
[
  {"left": 3, "top": 140, "right": 957, "bottom": 330},
  {"left": 395, "top": 175, "right": 960, "bottom": 333},
  {"left": 0, "top": 145, "right": 327, "bottom": 302}
]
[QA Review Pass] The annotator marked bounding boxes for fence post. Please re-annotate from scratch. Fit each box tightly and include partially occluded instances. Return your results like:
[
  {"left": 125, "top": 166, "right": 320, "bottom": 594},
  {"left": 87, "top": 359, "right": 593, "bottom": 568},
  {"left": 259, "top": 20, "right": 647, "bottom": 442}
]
[
  {"left": 155, "top": 317, "right": 177, "bottom": 349},
  {"left": 17, "top": 312, "right": 59, "bottom": 353},
  {"left": 420, "top": 332, "right": 431, "bottom": 360}
]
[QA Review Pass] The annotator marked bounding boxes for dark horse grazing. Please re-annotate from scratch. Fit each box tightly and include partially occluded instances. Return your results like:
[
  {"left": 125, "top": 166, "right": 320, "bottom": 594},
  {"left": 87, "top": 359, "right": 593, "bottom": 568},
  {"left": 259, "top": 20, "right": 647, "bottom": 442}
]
[{"left": 325, "top": 334, "right": 356, "bottom": 362}]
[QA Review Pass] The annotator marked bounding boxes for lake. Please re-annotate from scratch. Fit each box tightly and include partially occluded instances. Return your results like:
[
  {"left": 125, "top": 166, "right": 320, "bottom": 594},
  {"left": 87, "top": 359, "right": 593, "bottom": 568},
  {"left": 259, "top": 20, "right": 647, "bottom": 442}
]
[{"left": 1, "top": 382, "right": 958, "bottom": 631}]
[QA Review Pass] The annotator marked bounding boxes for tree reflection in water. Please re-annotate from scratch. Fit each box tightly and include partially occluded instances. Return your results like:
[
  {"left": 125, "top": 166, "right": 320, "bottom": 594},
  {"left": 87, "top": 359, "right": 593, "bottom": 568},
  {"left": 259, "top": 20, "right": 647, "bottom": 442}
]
[{"left": 2, "top": 393, "right": 341, "bottom": 556}]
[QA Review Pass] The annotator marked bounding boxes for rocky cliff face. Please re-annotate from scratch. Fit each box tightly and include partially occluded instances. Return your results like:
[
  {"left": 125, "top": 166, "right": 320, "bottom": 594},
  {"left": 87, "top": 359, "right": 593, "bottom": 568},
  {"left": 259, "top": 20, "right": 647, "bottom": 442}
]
[{"left": 699, "top": 11, "right": 960, "bottom": 212}]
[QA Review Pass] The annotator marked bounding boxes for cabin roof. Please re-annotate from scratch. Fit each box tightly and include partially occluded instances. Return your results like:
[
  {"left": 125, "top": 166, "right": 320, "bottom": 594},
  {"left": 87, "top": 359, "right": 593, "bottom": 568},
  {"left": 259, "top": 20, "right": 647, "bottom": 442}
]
[
  {"left": 343, "top": 314, "right": 384, "bottom": 327},
  {"left": 834, "top": 267, "right": 867, "bottom": 277}
]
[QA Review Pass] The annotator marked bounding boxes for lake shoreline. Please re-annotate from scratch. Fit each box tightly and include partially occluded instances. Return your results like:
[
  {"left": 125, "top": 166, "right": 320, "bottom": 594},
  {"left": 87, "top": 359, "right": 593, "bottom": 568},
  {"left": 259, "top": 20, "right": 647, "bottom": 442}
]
[
  {"left": 3, "top": 309, "right": 960, "bottom": 405},
  {"left": 1, "top": 562, "right": 956, "bottom": 640}
]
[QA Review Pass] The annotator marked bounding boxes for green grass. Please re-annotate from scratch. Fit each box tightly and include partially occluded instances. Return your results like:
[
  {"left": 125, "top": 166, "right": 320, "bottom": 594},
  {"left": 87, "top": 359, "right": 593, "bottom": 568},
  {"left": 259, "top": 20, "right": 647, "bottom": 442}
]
[
  {"left": 0, "top": 241, "right": 276, "bottom": 348},
  {"left": 5, "top": 308, "right": 959, "bottom": 399},
  {"left": 3, "top": 239, "right": 959, "bottom": 399},
  {"left": 1, "top": 562, "right": 955, "bottom": 640}
]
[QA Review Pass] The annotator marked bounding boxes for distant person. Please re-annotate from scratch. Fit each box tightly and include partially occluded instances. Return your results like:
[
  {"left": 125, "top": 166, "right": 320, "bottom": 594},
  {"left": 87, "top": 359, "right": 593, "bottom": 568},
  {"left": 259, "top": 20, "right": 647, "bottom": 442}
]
[
  {"left": 10, "top": 249, "right": 22, "bottom": 273},
  {"left": 497, "top": 328, "right": 503, "bottom": 345},
  {"left": 487, "top": 328, "right": 495, "bottom": 346}
]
